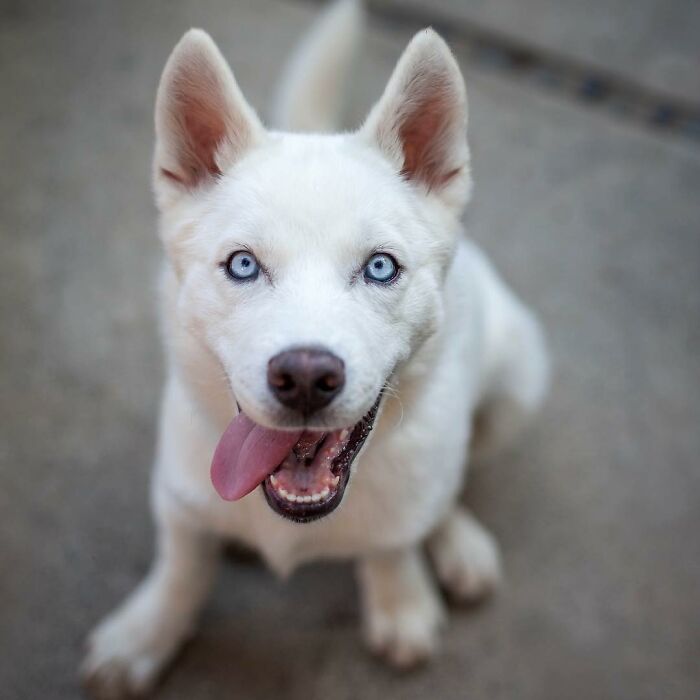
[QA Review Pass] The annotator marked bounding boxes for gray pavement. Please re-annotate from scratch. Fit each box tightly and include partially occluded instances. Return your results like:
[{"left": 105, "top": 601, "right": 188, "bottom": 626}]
[
  {"left": 375, "top": 0, "right": 700, "bottom": 103},
  {"left": 1, "top": 1, "right": 699, "bottom": 699}
]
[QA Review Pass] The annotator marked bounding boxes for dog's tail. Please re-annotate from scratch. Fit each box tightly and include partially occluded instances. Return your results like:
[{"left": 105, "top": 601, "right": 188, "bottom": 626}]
[{"left": 270, "top": 0, "right": 364, "bottom": 132}]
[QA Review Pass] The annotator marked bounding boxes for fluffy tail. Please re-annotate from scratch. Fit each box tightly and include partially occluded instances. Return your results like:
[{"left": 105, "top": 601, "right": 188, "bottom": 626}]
[{"left": 270, "top": 0, "right": 364, "bottom": 132}]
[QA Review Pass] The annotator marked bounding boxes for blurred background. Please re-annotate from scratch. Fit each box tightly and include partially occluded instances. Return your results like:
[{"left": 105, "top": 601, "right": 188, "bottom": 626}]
[{"left": 1, "top": 1, "right": 699, "bottom": 698}]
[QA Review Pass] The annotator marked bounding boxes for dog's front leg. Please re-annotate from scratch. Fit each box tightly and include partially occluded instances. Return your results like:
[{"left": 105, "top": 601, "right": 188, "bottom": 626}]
[
  {"left": 81, "top": 503, "right": 219, "bottom": 697},
  {"left": 357, "top": 546, "right": 446, "bottom": 668}
]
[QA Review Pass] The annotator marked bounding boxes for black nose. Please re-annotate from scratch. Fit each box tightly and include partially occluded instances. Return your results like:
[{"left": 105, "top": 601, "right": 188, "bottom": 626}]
[{"left": 267, "top": 347, "right": 345, "bottom": 415}]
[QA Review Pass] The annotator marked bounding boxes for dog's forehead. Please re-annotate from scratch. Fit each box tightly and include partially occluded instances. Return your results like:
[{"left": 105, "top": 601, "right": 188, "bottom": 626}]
[{"left": 211, "top": 134, "right": 411, "bottom": 243}]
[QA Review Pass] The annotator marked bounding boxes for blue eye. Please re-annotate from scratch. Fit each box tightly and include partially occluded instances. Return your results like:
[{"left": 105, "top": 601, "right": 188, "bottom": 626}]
[
  {"left": 363, "top": 253, "right": 399, "bottom": 284},
  {"left": 226, "top": 251, "right": 260, "bottom": 281}
]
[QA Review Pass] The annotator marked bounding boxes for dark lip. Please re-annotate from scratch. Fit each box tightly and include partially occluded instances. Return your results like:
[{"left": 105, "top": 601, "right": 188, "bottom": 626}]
[{"left": 261, "top": 393, "right": 382, "bottom": 523}]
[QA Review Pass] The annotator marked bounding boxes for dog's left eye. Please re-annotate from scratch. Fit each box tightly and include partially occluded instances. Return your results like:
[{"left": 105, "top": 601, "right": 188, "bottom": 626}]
[
  {"left": 363, "top": 253, "right": 399, "bottom": 284},
  {"left": 225, "top": 251, "right": 260, "bottom": 282}
]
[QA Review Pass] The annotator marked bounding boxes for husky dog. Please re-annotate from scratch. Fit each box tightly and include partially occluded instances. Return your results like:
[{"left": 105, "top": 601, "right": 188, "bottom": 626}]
[{"left": 82, "top": 0, "right": 549, "bottom": 694}]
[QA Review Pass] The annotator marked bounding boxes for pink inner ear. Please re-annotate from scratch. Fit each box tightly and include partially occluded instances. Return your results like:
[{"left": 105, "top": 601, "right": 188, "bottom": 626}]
[
  {"left": 181, "top": 96, "right": 225, "bottom": 182},
  {"left": 164, "top": 68, "right": 230, "bottom": 188},
  {"left": 398, "top": 77, "right": 461, "bottom": 191}
]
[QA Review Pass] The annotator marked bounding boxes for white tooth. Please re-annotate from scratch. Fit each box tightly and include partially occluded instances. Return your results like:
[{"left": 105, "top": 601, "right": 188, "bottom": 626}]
[
  {"left": 286, "top": 493, "right": 297, "bottom": 503},
  {"left": 320, "top": 487, "right": 330, "bottom": 499},
  {"left": 332, "top": 475, "right": 340, "bottom": 486},
  {"left": 340, "top": 429, "right": 349, "bottom": 440},
  {"left": 279, "top": 488, "right": 288, "bottom": 497},
  {"left": 311, "top": 493, "right": 321, "bottom": 502},
  {"left": 270, "top": 474, "right": 278, "bottom": 485},
  {"left": 302, "top": 495, "right": 312, "bottom": 503}
]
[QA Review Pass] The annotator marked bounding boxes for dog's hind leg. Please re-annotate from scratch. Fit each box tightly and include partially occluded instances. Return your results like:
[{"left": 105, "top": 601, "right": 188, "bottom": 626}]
[
  {"left": 427, "top": 505, "right": 501, "bottom": 603},
  {"left": 357, "top": 547, "right": 446, "bottom": 668},
  {"left": 81, "top": 504, "right": 219, "bottom": 698}
]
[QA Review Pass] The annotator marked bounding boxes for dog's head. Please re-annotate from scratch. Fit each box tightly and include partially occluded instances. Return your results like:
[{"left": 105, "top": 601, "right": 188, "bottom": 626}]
[{"left": 154, "top": 28, "right": 470, "bottom": 521}]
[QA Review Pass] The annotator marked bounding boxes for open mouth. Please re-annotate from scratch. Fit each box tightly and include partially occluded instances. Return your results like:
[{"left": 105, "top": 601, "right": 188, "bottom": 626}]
[
  {"left": 210, "top": 395, "right": 381, "bottom": 523},
  {"left": 262, "top": 399, "right": 379, "bottom": 522}
]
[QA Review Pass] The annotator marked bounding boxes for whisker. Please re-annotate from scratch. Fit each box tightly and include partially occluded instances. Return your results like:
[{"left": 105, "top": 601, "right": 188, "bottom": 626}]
[{"left": 382, "top": 381, "right": 404, "bottom": 429}]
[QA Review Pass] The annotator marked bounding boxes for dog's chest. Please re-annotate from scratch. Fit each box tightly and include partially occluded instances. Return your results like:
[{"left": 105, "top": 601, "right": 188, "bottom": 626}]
[{"left": 198, "top": 408, "right": 472, "bottom": 575}]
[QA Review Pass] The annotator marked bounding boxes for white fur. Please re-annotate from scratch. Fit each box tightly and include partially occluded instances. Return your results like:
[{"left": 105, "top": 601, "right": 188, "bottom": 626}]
[{"left": 82, "top": 2, "right": 549, "bottom": 695}]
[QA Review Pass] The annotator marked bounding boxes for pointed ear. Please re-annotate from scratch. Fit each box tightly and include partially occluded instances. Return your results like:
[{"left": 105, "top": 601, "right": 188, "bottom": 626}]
[
  {"left": 154, "top": 29, "right": 264, "bottom": 204},
  {"left": 360, "top": 29, "right": 470, "bottom": 211}
]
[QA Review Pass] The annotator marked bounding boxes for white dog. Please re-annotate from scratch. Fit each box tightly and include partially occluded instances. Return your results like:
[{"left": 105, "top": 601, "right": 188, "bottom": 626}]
[{"left": 82, "top": 0, "right": 549, "bottom": 695}]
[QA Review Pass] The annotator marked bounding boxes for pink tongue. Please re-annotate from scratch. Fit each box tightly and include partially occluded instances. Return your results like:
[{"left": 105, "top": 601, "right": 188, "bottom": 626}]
[{"left": 210, "top": 413, "right": 302, "bottom": 501}]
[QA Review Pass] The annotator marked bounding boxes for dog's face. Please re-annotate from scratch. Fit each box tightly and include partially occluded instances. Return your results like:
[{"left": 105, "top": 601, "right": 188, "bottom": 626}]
[
  {"left": 154, "top": 29, "right": 471, "bottom": 520},
  {"left": 172, "top": 138, "right": 456, "bottom": 431}
]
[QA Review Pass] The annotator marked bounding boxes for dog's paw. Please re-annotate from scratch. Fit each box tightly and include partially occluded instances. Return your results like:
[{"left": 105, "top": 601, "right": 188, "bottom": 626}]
[
  {"left": 364, "top": 590, "right": 445, "bottom": 669},
  {"left": 81, "top": 608, "right": 174, "bottom": 699},
  {"left": 429, "top": 508, "right": 502, "bottom": 604}
]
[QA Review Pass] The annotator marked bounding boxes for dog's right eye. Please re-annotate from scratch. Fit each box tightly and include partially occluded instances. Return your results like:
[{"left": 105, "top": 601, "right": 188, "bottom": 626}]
[{"left": 225, "top": 251, "right": 260, "bottom": 282}]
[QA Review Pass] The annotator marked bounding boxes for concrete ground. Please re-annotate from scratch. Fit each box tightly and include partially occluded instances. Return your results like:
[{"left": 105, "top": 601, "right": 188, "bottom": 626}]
[
  {"left": 1, "top": 1, "right": 699, "bottom": 699},
  {"left": 376, "top": 0, "right": 700, "bottom": 102}
]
